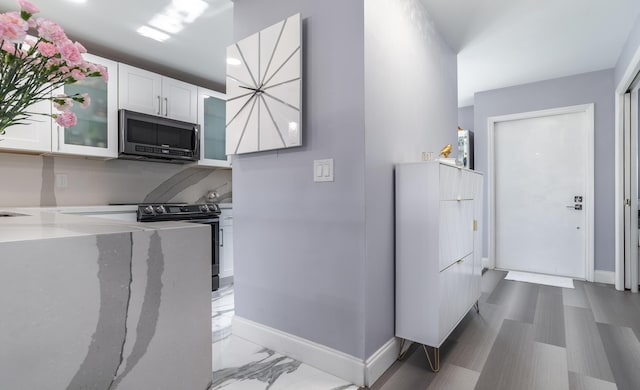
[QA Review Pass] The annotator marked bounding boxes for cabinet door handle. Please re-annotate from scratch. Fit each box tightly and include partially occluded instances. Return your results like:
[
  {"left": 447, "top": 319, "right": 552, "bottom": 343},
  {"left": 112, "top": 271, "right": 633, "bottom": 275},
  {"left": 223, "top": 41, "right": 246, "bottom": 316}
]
[
  {"left": 157, "top": 96, "right": 161, "bottom": 115},
  {"left": 164, "top": 97, "right": 168, "bottom": 116},
  {"left": 220, "top": 228, "right": 224, "bottom": 247},
  {"left": 57, "top": 126, "right": 61, "bottom": 151}
]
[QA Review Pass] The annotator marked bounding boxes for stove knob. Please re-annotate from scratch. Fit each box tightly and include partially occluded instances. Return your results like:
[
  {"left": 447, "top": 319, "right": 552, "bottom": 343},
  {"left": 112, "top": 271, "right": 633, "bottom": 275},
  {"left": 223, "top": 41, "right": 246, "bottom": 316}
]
[
  {"left": 180, "top": 206, "right": 189, "bottom": 212},
  {"left": 142, "top": 205, "right": 154, "bottom": 214},
  {"left": 155, "top": 205, "right": 165, "bottom": 214},
  {"left": 200, "top": 204, "right": 209, "bottom": 212}
]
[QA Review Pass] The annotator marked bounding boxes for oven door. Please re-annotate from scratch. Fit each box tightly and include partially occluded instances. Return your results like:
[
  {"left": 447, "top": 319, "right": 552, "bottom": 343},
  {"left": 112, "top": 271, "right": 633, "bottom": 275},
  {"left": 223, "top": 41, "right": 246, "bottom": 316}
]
[{"left": 187, "top": 218, "right": 220, "bottom": 291}]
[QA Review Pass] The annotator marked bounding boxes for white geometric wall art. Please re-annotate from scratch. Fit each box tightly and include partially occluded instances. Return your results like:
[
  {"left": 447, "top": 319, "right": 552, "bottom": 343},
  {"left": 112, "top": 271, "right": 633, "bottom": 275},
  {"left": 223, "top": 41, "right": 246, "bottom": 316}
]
[{"left": 225, "top": 13, "right": 302, "bottom": 155}]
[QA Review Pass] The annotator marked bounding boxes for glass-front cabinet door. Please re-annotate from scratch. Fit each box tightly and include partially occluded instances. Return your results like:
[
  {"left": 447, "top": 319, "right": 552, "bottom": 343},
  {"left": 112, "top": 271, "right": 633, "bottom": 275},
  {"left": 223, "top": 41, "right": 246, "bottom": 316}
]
[
  {"left": 197, "top": 88, "right": 230, "bottom": 167},
  {"left": 51, "top": 54, "right": 118, "bottom": 158}
]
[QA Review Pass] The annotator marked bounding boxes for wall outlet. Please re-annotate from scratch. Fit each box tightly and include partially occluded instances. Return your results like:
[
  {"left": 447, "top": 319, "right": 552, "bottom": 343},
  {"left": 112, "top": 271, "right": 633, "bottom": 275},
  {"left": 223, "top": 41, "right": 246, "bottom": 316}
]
[{"left": 55, "top": 173, "right": 68, "bottom": 188}]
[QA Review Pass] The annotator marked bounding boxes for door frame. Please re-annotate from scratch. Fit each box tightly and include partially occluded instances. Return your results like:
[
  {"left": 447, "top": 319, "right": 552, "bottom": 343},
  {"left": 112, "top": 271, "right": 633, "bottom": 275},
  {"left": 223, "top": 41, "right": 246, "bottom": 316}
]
[
  {"left": 487, "top": 104, "right": 595, "bottom": 281},
  {"left": 615, "top": 44, "right": 640, "bottom": 291}
]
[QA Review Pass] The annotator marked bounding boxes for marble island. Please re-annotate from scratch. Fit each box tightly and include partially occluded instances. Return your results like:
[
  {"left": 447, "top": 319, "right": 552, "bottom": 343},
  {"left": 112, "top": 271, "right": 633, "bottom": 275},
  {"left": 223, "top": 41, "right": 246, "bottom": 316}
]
[{"left": 0, "top": 208, "right": 213, "bottom": 389}]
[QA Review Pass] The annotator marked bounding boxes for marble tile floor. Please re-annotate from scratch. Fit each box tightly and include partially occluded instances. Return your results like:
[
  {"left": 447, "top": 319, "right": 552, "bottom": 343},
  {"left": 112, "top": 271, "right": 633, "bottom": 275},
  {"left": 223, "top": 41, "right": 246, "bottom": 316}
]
[
  {"left": 210, "top": 285, "right": 359, "bottom": 390},
  {"left": 211, "top": 272, "right": 640, "bottom": 390}
]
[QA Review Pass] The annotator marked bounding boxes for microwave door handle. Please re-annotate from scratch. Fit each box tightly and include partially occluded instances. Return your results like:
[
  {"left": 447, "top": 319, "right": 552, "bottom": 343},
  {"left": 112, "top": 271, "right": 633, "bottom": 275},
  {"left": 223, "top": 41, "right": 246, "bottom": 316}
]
[{"left": 194, "top": 126, "right": 200, "bottom": 156}]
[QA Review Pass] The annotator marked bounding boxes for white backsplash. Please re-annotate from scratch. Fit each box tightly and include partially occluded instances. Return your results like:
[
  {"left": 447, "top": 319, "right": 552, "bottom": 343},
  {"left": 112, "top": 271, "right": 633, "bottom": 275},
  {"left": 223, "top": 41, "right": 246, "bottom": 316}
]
[{"left": 0, "top": 152, "right": 232, "bottom": 207}]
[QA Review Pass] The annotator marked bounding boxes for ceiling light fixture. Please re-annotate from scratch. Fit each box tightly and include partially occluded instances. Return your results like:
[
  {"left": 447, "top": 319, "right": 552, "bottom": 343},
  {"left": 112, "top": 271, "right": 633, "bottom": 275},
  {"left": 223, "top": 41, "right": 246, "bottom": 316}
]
[
  {"left": 145, "top": 0, "right": 209, "bottom": 35},
  {"left": 170, "top": 0, "right": 209, "bottom": 23},
  {"left": 226, "top": 57, "right": 241, "bottom": 66},
  {"left": 65, "top": 0, "right": 87, "bottom": 3},
  {"left": 149, "top": 14, "right": 183, "bottom": 34},
  {"left": 136, "top": 26, "right": 170, "bottom": 42}
]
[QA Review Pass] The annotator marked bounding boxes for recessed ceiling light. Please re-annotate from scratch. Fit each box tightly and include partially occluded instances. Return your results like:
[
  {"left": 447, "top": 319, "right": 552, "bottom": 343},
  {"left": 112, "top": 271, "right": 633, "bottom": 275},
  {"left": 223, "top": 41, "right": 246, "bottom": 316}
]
[
  {"left": 226, "top": 58, "right": 241, "bottom": 66},
  {"left": 137, "top": 26, "right": 170, "bottom": 42},
  {"left": 172, "top": 0, "right": 209, "bottom": 23},
  {"left": 66, "top": 0, "right": 87, "bottom": 3},
  {"left": 149, "top": 14, "right": 183, "bottom": 34}
]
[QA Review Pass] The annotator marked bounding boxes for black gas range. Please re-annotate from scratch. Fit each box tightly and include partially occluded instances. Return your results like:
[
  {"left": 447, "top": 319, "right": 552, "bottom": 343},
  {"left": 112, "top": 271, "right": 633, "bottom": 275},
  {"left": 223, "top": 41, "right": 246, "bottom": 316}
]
[
  {"left": 136, "top": 203, "right": 221, "bottom": 291},
  {"left": 136, "top": 203, "right": 221, "bottom": 222}
]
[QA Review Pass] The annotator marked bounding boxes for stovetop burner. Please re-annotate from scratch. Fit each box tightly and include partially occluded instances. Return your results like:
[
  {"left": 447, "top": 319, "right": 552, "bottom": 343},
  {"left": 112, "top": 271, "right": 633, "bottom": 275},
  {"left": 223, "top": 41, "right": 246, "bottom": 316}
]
[{"left": 136, "top": 203, "right": 221, "bottom": 222}]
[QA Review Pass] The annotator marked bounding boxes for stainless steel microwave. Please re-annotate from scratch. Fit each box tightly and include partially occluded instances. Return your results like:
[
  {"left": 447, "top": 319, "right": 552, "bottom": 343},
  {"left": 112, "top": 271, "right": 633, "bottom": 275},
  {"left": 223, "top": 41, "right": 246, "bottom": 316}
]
[{"left": 118, "top": 109, "right": 200, "bottom": 163}]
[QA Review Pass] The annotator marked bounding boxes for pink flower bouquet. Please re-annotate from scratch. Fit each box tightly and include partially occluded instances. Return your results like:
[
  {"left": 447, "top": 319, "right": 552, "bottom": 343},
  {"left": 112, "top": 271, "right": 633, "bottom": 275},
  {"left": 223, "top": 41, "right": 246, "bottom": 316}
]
[{"left": 0, "top": 0, "right": 108, "bottom": 134}]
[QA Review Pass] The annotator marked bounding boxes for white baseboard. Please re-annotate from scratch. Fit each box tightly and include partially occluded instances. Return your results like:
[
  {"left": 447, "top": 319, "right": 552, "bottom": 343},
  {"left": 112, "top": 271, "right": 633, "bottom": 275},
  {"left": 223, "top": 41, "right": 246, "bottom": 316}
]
[
  {"left": 365, "top": 337, "right": 400, "bottom": 386},
  {"left": 232, "top": 316, "right": 398, "bottom": 387},
  {"left": 594, "top": 270, "right": 615, "bottom": 285}
]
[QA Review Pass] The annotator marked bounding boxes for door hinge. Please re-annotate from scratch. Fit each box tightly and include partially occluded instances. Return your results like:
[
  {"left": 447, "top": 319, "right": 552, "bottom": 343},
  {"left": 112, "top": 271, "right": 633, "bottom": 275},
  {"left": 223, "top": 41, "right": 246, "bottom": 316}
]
[
  {"left": 625, "top": 198, "right": 631, "bottom": 207},
  {"left": 473, "top": 220, "right": 478, "bottom": 231}
]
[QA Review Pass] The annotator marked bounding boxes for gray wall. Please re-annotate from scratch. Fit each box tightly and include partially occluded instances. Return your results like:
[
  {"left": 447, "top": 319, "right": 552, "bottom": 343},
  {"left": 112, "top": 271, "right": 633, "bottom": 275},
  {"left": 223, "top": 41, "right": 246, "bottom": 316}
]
[
  {"left": 474, "top": 70, "right": 615, "bottom": 271},
  {"left": 232, "top": 0, "right": 367, "bottom": 359},
  {"left": 458, "top": 106, "right": 474, "bottom": 131},
  {"left": 615, "top": 13, "right": 640, "bottom": 90},
  {"left": 364, "top": 0, "right": 457, "bottom": 358},
  {"left": 232, "top": 0, "right": 456, "bottom": 360},
  {"left": 0, "top": 153, "right": 232, "bottom": 207}
]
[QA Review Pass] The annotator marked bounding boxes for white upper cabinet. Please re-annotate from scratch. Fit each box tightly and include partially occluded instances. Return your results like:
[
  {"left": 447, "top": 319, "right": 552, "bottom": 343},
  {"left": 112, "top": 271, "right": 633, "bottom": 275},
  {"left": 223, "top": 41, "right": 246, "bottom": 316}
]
[
  {"left": 0, "top": 99, "right": 51, "bottom": 154},
  {"left": 0, "top": 54, "right": 117, "bottom": 158},
  {"left": 51, "top": 54, "right": 118, "bottom": 158},
  {"left": 196, "top": 88, "right": 230, "bottom": 167},
  {"left": 118, "top": 63, "right": 197, "bottom": 123}
]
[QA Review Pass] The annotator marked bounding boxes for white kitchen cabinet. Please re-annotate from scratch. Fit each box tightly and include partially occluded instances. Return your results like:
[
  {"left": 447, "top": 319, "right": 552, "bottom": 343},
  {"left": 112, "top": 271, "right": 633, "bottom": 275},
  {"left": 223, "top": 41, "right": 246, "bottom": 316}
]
[
  {"left": 395, "top": 162, "right": 483, "bottom": 371},
  {"left": 0, "top": 99, "right": 51, "bottom": 153},
  {"left": 118, "top": 63, "right": 197, "bottom": 123},
  {"left": 196, "top": 88, "right": 230, "bottom": 167},
  {"left": 219, "top": 208, "right": 234, "bottom": 278},
  {"left": 0, "top": 54, "right": 117, "bottom": 158},
  {"left": 51, "top": 54, "right": 118, "bottom": 158}
]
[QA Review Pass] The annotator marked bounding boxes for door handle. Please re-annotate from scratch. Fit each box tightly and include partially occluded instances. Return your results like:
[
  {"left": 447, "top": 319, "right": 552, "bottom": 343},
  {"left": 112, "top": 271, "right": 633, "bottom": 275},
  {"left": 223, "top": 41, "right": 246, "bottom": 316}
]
[
  {"left": 220, "top": 228, "right": 224, "bottom": 247},
  {"left": 566, "top": 205, "right": 583, "bottom": 210}
]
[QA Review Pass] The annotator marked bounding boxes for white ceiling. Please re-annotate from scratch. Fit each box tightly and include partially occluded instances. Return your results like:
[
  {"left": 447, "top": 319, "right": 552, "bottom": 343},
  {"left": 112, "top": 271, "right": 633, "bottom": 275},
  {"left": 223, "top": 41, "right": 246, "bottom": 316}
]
[
  {"left": 0, "top": 0, "right": 234, "bottom": 92},
  {"left": 420, "top": 0, "right": 640, "bottom": 106},
  {"left": 2, "top": 1, "right": 639, "bottom": 107}
]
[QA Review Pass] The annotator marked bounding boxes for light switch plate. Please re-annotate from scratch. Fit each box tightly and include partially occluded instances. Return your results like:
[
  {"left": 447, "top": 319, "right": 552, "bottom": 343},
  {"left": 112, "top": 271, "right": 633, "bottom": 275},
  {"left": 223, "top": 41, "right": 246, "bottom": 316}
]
[{"left": 313, "top": 159, "right": 334, "bottom": 182}]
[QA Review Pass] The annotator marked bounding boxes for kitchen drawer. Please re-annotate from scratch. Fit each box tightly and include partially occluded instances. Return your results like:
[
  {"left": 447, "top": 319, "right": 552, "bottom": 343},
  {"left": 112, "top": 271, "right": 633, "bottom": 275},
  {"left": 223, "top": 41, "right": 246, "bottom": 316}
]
[
  {"left": 220, "top": 212, "right": 233, "bottom": 227},
  {"left": 439, "top": 164, "right": 475, "bottom": 200}
]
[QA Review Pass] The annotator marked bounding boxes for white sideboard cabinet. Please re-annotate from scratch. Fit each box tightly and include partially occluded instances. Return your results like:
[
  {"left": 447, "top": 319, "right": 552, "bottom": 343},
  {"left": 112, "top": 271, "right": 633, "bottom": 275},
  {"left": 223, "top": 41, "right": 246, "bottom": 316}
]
[{"left": 395, "top": 161, "right": 483, "bottom": 371}]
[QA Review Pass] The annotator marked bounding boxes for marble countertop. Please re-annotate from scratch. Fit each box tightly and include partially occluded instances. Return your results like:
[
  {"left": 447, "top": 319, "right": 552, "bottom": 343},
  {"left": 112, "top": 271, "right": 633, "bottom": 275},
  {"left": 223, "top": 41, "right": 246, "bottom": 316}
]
[{"left": 0, "top": 206, "right": 206, "bottom": 244}]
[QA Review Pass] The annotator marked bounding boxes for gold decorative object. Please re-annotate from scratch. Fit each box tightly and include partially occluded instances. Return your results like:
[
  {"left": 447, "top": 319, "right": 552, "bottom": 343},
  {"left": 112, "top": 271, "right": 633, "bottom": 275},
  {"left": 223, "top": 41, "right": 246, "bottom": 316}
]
[{"left": 439, "top": 144, "right": 452, "bottom": 158}]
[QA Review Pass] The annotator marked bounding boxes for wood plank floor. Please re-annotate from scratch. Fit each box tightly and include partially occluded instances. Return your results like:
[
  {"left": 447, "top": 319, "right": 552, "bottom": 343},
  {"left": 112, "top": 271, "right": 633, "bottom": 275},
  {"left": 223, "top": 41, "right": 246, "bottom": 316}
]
[{"left": 371, "top": 271, "right": 640, "bottom": 390}]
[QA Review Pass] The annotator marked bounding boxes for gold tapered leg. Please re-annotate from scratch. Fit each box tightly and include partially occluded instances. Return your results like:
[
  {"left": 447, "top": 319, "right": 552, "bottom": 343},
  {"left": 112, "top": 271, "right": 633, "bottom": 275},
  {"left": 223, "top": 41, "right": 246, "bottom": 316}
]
[
  {"left": 422, "top": 345, "right": 440, "bottom": 372},
  {"left": 397, "top": 338, "right": 412, "bottom": 360}
]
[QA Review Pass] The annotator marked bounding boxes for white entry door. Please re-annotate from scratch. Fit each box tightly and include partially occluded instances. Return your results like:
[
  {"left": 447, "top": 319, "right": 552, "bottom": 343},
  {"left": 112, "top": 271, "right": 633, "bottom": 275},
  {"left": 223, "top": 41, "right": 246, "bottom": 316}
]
[{"left": 491, "top": 105, "right": 594, "bottom": 279}]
